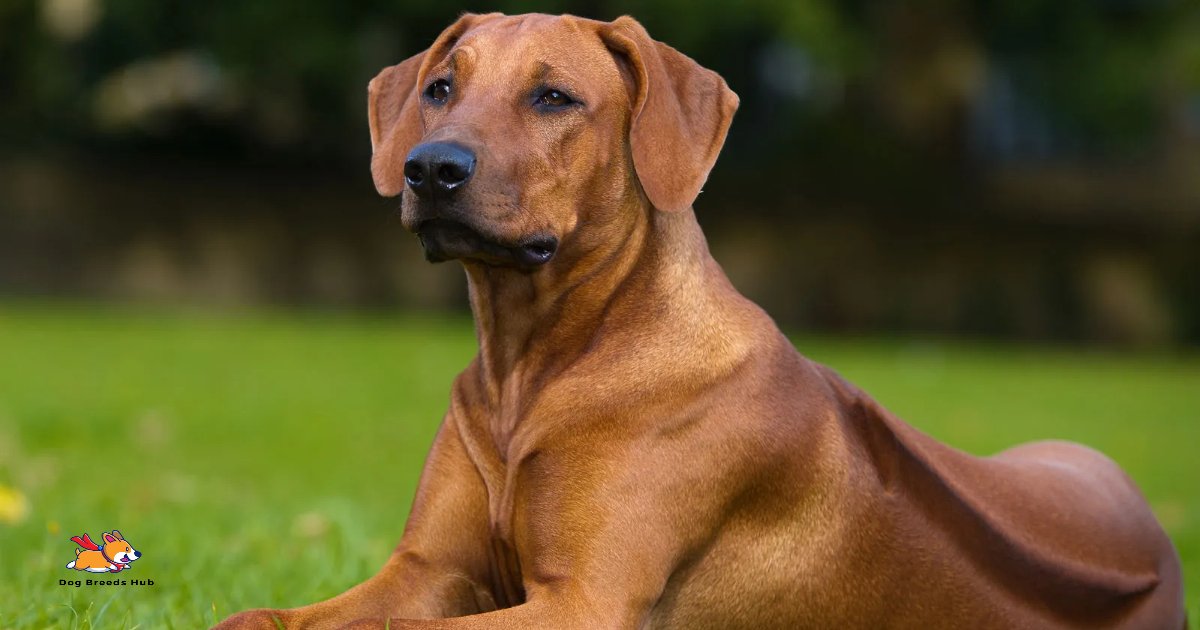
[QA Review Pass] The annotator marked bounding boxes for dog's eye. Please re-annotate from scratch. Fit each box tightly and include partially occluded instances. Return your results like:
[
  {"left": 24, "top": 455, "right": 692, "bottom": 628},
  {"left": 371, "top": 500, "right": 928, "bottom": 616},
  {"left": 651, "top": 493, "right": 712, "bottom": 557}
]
[
  {"left": 425, "top": 79, "right": 451, "bottom": 103},
  {"left": 535, "top": 88, "right": 575, "bottom": 109}
]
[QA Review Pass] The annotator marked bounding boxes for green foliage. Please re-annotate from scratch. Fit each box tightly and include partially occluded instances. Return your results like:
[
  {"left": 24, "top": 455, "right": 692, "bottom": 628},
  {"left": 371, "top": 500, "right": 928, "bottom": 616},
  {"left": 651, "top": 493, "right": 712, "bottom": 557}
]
[
  {"left": 1, "top": 0, "right": 1193, "bottom": 160},
  {"left": 0, "top": 303, "right": 1196, "bottom": 627}
]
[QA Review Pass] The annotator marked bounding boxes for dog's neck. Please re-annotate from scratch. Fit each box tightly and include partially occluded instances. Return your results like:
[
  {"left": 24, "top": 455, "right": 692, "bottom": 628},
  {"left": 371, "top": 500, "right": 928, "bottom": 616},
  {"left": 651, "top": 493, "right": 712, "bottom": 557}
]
[
  {"left": 101, "top": 544, "right": 120, "bottom": 565},
  {"left": 461, "top": 201, "right": 766, "bottom": 427},
  {"left": 463, "top": 196, "right": 650, "bottom": 394}
]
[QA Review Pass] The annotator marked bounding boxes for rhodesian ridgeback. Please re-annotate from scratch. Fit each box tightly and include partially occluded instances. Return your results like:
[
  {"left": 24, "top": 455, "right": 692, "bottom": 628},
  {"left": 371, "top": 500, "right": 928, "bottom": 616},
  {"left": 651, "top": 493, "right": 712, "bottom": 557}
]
[{"left": 217, "top": 13, "right": 1186, "bottom": 629}]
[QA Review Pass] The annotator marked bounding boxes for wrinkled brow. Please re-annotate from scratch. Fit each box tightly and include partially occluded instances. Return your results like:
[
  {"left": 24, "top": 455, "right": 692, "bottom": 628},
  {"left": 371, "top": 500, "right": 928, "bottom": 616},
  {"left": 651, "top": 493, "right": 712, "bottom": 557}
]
[
  {"left": 531, "top": 61, "right": 584, "bottom": 91},
  {"left": 449, "top": 48, "right": 471, "bottom": 71},
  {"left": 433, "top": 47, "right": 476, "bottom": 82}
]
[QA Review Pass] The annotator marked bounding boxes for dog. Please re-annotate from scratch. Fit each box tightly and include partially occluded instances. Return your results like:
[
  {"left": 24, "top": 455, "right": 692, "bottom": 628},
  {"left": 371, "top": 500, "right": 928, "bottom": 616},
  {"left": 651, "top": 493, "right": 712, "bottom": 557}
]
[
  {"left": 66, "top": 530, "right": 140, "bottom": 573},
  {"left": 217, "top": 13, "right": 1186, "bottom": 629}
]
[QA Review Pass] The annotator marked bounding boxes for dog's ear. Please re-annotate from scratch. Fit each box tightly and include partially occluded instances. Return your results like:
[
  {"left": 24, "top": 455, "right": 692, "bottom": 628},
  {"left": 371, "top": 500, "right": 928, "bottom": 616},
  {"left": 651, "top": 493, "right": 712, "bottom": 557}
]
[
  {"left": 368, "top": 51, "right": 426, "bottom": 197},
  {"left": 111, "top": 530, "right": 123, "bottom": 540},
  {"left": 368, "top": 12, "right": 501, "bottom": 197},
  {"left": 103, "top": 532, "right": 116, "bottom": 543},
  {"left": 600, "top": 16, "right": 739, "bottom": 213}
]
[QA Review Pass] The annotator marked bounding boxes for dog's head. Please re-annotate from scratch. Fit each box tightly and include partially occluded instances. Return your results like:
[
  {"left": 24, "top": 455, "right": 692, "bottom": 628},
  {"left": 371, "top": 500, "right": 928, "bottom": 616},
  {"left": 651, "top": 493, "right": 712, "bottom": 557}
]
[
  {"left": 102, "top": 530, "right": 140, "bottom": 564},
  {"left": 368, "top": 13, "right": 738, "bottom": 270}
]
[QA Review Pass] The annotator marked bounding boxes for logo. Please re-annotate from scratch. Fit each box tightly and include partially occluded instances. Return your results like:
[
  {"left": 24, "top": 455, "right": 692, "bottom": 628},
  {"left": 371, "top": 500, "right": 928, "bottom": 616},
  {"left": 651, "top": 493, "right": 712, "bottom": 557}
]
[{"left": 64, "top": 530, "right": 142, "bottom": 573}]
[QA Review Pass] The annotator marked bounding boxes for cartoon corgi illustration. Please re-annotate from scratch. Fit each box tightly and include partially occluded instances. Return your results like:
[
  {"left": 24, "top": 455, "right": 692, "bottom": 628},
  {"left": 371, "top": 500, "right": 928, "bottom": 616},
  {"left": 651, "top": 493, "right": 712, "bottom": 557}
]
[{"left": 65, "top": 530, "right": 141, "bottom": 573}]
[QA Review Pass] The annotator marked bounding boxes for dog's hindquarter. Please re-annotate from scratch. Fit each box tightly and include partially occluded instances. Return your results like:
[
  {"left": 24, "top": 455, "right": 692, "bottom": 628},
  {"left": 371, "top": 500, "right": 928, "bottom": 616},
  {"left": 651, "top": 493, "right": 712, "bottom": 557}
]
[
  {"left": 815, "top": 365, "right": 1185, "bottom": 628},
  {"left": 71, "top": 549, "right": 109, "bottom": 572},
  {"left": 644, "top": 354, "right": 1183, "bottom": 629}
]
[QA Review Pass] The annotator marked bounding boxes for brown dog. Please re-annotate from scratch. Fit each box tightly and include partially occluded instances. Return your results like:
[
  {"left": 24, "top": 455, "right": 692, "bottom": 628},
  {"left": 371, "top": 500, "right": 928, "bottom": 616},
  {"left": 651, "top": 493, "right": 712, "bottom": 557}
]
[{"left": 216, "top": 13, "right": 1186, "bottom": 629}]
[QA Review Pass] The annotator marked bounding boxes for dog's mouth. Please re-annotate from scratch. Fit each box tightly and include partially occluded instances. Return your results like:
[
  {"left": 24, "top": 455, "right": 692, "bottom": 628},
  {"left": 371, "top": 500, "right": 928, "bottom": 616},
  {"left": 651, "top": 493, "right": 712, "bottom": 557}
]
[{"left": 416, "top": 218, "right": 558, "bottom": 269}]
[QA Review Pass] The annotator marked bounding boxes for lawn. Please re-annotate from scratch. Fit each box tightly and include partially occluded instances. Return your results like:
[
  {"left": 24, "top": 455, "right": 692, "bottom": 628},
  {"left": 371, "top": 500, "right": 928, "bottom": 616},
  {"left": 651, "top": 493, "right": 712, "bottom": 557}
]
[{"left": 0, "top": 303, "right": 1196, "bottom": 627}]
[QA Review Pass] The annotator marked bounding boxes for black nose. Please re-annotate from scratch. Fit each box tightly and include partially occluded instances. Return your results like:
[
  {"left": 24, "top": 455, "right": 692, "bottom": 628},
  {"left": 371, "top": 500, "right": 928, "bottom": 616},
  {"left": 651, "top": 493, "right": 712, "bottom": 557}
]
[
  {"left": 404, "top": 142, "right": 476, "bottom": 197},
  {"left": 134, "top": 551, "right": 141, "bottom": 558}
]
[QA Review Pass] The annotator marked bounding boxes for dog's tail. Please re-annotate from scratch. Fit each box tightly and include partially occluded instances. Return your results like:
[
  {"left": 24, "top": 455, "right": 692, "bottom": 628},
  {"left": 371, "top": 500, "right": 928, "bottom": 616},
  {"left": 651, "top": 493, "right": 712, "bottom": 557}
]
[{"left": 75, "top": 548, "right": 82, "bottom": 556}]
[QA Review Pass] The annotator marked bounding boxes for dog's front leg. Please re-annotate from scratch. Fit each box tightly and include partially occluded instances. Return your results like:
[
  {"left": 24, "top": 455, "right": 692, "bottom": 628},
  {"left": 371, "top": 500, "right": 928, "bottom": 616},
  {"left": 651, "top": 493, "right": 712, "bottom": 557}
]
[
  {"left": 215, "top": 416, "right": 494, "bottom": 630},
  {"left": 337, "top": 435, "right": 746, "bottom": 630},
  {"left": 338, "top": 589, "right": 629, "bottom": 630}
]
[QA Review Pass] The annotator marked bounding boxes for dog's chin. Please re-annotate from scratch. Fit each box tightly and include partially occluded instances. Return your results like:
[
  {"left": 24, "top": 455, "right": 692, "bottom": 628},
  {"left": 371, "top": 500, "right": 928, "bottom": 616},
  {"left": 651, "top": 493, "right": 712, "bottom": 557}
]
[{"left": 416, "top": 218, "right": 557, "bottom": 269}]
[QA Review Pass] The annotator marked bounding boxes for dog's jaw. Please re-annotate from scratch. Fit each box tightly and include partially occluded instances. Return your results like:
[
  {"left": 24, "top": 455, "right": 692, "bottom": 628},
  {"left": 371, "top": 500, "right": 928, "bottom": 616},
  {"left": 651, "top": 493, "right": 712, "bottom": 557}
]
[{"left": 415, "top": 217, "right": 558, "bottom": 269}]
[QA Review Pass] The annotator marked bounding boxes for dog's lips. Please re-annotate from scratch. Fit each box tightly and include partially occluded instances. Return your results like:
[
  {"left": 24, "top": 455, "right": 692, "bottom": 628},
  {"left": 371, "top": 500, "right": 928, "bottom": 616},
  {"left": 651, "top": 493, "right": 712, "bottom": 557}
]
[
  {"left": 515, "top": 236, "right": 557, "bottom": 266},
  {"left": 416, "top": 218, "right": 557, "bottom": 268}
]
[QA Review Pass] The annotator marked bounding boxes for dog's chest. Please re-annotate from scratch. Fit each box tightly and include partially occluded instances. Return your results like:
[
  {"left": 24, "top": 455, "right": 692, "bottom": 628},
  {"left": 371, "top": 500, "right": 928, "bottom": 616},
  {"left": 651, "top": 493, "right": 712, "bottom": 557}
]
[
  {"left": 455, "top": 408, "right": 540, "bottom": 607},
  {"left": 480, "top": 457, "right": 537, "bottom": 609}
]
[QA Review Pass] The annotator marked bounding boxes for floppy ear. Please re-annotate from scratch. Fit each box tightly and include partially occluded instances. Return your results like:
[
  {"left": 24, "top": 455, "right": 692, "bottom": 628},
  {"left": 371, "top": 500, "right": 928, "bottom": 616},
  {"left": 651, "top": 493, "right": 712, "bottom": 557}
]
[
  {"left": 368, "top": 51, "right": 427, "bottom": 197},
  {"left": 368, "top": 13, "right": 502, "bottom": 197},
  {"left": 600, "top": 16, "right": 739, "bottom": 213}
]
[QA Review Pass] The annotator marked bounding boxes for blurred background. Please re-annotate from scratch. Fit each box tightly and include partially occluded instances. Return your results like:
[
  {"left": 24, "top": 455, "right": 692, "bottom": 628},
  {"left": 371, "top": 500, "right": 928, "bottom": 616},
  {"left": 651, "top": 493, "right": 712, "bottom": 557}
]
[
  {"left": 2, "top": 0, "right": 1198, "bottom": 345},
  {"left": 2, "top": 1, "right": 1199, "bottom": 627}
]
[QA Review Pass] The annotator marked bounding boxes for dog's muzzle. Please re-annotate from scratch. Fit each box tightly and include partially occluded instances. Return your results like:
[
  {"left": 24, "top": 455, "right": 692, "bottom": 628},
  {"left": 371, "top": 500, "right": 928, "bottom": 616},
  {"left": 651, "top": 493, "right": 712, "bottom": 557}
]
[{"left": 416, "top": 218, "right": 558, "bottom": 268}]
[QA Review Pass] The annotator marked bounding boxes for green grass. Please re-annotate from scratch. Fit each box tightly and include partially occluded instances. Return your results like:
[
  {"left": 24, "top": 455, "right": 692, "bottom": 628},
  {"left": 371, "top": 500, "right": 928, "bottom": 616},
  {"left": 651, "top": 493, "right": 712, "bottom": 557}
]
[{"left": 0, "top": 302, "right": 1196, "bottom": 627}]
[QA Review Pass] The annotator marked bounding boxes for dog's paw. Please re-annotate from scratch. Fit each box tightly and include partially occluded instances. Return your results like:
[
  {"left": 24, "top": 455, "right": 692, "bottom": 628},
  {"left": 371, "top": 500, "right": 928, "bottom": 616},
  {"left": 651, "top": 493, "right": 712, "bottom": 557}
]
[{"left": 212, "top": 609, "right": 288, "bottom": 630}]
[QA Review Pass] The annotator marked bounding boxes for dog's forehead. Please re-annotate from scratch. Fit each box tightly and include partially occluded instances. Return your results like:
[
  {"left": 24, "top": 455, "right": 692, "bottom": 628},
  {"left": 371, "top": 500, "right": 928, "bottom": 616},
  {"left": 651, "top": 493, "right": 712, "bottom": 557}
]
[{"left": 453, "top": 14, "right": 617, "bottom": 82}]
